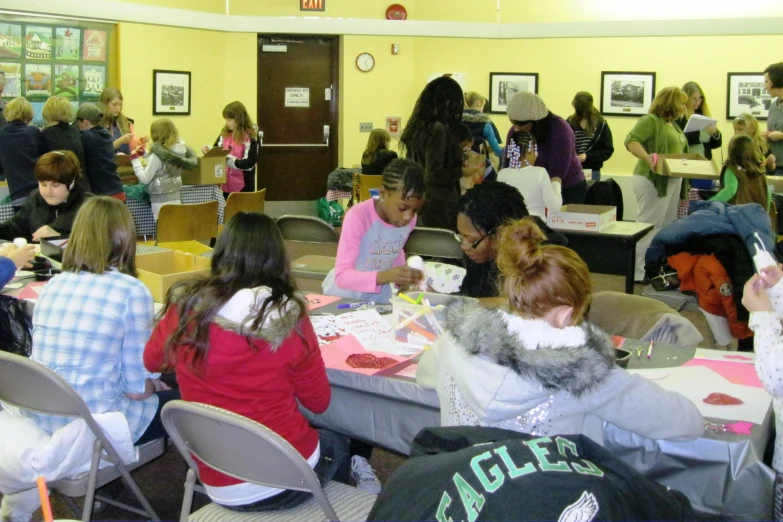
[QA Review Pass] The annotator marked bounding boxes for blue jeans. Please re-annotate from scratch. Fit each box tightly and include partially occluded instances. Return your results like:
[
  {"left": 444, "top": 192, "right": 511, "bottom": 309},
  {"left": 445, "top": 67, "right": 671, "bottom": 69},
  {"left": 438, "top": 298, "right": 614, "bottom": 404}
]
[
  {"left": 591, "top": 169, "right": 601, "bottom": 182},
  {"left": 226, "top": 428, "right": 350, "bottom": 512}
]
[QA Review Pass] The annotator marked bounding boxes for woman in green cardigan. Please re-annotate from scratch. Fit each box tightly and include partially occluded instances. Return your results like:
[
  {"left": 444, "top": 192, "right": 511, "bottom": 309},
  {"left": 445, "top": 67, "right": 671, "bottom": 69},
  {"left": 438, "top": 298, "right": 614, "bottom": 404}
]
[{"left": 625, "top": 86, "right": 689, "bottom": 282}]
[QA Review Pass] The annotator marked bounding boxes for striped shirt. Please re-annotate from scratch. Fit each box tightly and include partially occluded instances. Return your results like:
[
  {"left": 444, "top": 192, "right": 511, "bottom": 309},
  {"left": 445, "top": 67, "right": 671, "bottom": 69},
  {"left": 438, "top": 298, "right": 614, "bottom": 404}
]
[
  {"left": 24, "top": 269, "right": 159, "bottom": 442},
  {"left": 573, "top": 127, "right": 591, "bottom": 155}
]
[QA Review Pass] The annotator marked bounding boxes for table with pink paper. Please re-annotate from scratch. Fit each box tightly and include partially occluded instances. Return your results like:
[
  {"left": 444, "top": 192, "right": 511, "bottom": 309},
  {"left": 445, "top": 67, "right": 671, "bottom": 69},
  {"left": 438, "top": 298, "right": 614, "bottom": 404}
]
[{"left": 298, "top": 303, "right": 772, "bottom": 520}]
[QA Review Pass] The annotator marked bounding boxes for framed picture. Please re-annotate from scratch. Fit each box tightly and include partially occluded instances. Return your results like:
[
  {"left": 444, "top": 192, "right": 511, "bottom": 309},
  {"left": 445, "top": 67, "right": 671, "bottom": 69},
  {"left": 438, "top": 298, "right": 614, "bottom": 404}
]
[
  {"left": 726, "top": 72, "right": 771, "bottom": 120},
  {"left": 488, "top": 72, "right": 539, "bottom": 114},
  {"left": 600, "top": 71, "right": 656, "bottom": 117},
  {"left": 153, "top": 69, "right": 191, "bottom": 115}
]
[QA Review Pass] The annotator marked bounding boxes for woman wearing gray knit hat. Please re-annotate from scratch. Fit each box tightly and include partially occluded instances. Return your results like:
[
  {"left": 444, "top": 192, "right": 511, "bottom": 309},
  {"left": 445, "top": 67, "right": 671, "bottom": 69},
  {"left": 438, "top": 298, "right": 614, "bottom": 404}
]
[{"left": 501, "top": 91, "right": 586, "bottom": 204}]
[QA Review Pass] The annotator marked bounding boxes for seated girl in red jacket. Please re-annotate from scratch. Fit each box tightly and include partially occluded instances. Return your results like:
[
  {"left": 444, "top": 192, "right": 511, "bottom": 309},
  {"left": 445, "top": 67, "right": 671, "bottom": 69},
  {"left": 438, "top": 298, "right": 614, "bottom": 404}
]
[{"left": 144, "top": 212, "right": 350, "bottom": 511}]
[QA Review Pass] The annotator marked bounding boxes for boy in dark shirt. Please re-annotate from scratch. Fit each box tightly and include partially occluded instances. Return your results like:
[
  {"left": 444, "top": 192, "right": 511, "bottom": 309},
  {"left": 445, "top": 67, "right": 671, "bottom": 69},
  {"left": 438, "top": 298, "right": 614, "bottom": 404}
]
[{"left": 77, "top": 103, "right": 125, "bottom": 201}]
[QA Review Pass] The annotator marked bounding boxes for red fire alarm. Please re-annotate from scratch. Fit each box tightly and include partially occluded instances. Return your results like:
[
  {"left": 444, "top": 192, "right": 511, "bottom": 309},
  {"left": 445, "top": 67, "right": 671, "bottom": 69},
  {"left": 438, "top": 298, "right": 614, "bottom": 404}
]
[
  {"left": 301, "top": 0, "right": 325, "bottom": 11},
  {"left": 386, "top": 116, "right": 401, "bottom": 136}
]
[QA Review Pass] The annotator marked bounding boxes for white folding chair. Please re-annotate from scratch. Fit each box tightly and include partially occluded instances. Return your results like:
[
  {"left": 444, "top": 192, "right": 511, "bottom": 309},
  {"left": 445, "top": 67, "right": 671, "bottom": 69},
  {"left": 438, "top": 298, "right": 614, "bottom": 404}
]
[
  {"left": 0, "top": 351, "right": 163, "bottom": 521},
  {"left": 161, "top": 400, "right": 377, "bottom": 522}
]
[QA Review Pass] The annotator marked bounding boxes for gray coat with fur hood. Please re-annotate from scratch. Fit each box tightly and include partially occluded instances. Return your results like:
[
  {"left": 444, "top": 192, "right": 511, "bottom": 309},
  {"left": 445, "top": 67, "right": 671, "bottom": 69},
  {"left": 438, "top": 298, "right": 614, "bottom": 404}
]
[{"left": 417, "top": 300, "right": 703, "bottom": 444}]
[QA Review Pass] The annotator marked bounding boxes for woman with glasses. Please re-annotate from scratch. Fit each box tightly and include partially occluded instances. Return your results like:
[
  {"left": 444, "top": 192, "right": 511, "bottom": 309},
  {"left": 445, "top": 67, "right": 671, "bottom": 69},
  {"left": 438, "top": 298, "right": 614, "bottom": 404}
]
[{"left": 455, "top": 181, "right": 566, "bottom": 298}]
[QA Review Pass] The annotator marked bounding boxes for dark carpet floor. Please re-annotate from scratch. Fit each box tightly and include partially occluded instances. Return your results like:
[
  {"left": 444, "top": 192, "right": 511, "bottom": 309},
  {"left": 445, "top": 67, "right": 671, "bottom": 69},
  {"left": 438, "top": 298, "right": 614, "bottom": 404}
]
[{"left": 0, "top": 443, "right": 405, "bottom": 521}]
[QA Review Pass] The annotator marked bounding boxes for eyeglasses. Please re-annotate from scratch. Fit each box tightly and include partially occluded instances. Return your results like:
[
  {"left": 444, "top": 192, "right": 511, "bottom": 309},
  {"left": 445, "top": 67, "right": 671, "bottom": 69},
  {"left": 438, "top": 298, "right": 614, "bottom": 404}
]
[{"left": 453, "top": 227, "right": 496, "bottom": 250}]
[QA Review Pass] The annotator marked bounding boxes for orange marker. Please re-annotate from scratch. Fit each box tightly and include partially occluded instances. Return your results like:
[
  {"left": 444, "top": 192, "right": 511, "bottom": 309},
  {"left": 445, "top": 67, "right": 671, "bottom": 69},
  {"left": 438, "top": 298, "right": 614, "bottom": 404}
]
[{"left": 37, "top": 476, "right": 53, "bottom": 522}]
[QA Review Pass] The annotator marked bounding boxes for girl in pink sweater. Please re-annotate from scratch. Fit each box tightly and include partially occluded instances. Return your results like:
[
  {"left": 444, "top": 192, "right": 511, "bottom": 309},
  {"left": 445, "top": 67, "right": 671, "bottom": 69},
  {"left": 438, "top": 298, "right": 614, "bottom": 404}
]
[{"left": 322, "top": 159, "right": 426, "bottom": 303}]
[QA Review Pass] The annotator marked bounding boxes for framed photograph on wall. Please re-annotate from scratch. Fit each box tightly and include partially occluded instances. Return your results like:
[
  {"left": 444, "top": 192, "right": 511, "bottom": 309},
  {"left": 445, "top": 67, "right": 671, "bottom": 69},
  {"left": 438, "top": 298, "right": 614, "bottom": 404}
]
[
  {"left": 153, "top": 69, "right": 191, "bottom": 115},
  {"left": 726, "top": 72, "right": 771, "bottom": 120},
  {"left": 600, "top": 71, "right": 656, "bottom": 117},
  {"left": 488, "top": 72, "right": 538, "bottom": 114}
]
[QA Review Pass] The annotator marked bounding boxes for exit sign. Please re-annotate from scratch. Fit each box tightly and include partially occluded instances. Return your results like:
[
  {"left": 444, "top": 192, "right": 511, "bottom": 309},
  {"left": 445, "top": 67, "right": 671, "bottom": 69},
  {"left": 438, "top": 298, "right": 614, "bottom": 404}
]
[{"left": 300, "top": 0, "right": 325, "bottom": 11}]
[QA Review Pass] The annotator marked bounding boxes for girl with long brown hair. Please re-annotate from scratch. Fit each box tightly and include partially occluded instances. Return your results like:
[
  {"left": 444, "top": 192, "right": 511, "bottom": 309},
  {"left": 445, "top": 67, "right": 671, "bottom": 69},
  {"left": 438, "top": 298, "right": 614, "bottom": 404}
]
[
  {"left": 711, "top": 134, "right": 771, "bottom": 210},
  {"left": 145, "top": 212, "right": 354, "bottom": 511},
  {"left": 417, "top": 217, "right": 703, "bottom": 443},
  {"left": 567, "top": 91, "right": 614, "bottom": 181},
  {"left": 100, "top": 87, "right": 147, "bottom": 154},
  {"left": 202, "top": 101, "right": 259, "bottom": 194}
]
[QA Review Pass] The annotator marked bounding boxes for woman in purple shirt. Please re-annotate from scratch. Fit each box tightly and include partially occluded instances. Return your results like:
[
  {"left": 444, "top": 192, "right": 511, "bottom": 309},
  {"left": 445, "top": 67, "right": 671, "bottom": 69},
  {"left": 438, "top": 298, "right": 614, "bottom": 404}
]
[{"left": 501, "top": 92, "right": 587, "bottom": 204}]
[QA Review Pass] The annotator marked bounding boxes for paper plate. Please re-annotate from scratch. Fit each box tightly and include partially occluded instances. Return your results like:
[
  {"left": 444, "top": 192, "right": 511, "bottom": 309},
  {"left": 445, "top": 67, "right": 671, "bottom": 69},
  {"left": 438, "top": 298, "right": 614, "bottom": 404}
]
[{"left": 386, "top": 4, "right": 407, "bottom": 20}]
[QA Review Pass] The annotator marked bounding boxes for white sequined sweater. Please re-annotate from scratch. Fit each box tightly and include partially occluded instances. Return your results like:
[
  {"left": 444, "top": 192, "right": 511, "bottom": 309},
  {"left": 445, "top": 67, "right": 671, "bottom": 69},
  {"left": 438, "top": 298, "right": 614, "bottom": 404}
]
[
  {"left": 748, "top": 278, "right": 783, "bottom": 471},
  {"left": 417, "top": 300, "right": 704, "bottom": 444}
]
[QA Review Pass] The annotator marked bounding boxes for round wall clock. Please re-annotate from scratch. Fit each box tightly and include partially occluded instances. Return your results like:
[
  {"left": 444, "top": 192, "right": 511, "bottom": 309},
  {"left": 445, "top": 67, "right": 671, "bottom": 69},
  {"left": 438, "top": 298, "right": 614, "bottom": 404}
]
[{"left": 356, "top": 52, "right": 375, "bottom": 72}]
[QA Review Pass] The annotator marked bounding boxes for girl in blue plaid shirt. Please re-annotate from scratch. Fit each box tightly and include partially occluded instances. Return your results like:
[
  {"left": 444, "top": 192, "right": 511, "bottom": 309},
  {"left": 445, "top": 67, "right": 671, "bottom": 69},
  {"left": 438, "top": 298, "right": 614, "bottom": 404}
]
[{"left": 22, "top": 197, "right": 178, "bottom": 444}]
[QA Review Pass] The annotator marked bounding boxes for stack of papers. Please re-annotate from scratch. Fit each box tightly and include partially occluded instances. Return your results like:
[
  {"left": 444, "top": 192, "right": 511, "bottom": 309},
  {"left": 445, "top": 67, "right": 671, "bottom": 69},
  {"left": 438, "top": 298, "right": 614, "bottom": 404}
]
[{"left": 682, "top": 114, "right": 718, "bottom": 134}]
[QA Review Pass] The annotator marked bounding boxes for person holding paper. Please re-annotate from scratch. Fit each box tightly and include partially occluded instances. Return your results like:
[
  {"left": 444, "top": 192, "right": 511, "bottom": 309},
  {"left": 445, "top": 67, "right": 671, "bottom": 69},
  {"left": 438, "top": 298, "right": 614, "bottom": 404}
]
[
  {"left": 417, "top": 217, "right": 703, "bottom": 444},
  {"left": 145, "top": 212, "right": 369, "bottom": 509},
  {"left": 625, "top": 86, "right": 689, "bottom": 282},
  {"left": 742, "top": 263, "right": 783, "bottom": 521},
  {"left": 763, "top": 63, "right": 783, "bottom": 176},
  {"left": 675, "top": 82, "right": 721, "bottom": 161}
]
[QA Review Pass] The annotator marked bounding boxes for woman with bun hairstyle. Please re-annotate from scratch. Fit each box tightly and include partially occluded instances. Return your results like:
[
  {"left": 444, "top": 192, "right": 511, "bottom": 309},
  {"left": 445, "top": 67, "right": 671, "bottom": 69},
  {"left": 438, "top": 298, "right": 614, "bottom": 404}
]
[
  {"left": 0, "top": 150, "right": 90, "bottom": 242},
  {"left": 417, "top": 217, "right": 703, "bottom": 443},
  {"left": 501, "top": 92, "right": 587, "bottom": 204},
  {"left": 567, "top": 91, "right": 614, "bottom": 181}
]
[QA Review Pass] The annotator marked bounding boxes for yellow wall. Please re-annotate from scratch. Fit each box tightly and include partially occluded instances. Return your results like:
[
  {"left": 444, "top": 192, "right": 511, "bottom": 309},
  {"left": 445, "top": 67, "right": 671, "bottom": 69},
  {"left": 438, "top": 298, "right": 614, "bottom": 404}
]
[
  {"left": 341, "top": 34, "right": 783, "bottom": 176},
  {"left": 117, "top": 23, "right": 256, "bottom": 152}
]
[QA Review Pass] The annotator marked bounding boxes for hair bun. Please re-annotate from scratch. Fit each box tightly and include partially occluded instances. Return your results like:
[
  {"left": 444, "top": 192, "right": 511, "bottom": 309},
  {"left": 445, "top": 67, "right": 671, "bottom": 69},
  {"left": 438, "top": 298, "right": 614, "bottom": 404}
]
[{"left": 496, "top": 217, "right": 546, "bottom": 278}]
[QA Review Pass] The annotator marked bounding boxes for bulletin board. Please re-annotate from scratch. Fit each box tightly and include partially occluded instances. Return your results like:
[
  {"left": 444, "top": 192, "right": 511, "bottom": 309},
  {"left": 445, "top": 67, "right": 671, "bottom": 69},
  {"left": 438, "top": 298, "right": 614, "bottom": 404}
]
[{"left": 0, "top": 16, "right": 115, "bottom": 127}]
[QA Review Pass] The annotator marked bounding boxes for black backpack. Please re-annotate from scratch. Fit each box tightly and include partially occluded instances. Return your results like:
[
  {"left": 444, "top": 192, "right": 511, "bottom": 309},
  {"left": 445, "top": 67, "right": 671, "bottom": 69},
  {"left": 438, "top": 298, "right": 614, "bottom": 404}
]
[{"left": 585, "top": 177, "right": 624, "bottom": 221}]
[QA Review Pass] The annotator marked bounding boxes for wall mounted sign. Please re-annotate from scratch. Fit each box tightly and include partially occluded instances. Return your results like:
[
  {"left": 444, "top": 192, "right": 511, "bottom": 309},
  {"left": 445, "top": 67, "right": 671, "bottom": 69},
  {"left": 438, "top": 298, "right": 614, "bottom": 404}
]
[
  {"left": 300, "top": 0, "right": 325, "bottom": 11},
  {"left": 285, "top": 87, "right": 310, "bottom": 107}
]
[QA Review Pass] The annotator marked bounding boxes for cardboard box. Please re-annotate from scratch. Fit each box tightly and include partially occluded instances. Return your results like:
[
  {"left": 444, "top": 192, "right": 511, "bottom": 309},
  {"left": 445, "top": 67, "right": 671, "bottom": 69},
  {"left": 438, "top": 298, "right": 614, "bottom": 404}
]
[
  {"left": 547, "top": 204, "right": 617, "bottom": 232},
  {"left": 655, "top": 153, "right": 719, "bottom": 180},
  {"left": 181, "top": 148, "right": 229, "bottom": 186},
  {"left": 115, "top": 154, "right": 138, "bottom": 185},
  {"left": 136, "top": 250, "right": 211, "bottom": 302}
]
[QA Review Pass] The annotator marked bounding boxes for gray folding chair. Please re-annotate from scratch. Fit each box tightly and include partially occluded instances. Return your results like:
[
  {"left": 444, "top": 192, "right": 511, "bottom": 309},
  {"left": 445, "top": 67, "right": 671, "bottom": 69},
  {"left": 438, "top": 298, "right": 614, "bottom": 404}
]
[
  {"left": 161, "top": 400, "right": 377, "bottom": 522},
  {"left": 0, "top": 351, "right": 163, "bottom": 522},
  {"left": 405, "top": 226, "right": 464, "bottom": 261},
  {"left": 276, "top": 215, "right": 340, "bottom": 281}
]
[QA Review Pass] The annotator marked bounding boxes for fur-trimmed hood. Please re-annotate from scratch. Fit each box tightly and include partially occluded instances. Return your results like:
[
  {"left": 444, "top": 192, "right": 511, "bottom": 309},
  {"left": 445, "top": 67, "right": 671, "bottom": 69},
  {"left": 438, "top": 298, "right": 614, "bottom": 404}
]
[
  {"left": 150, "top": 139, "right": 198, "bottom": 170},
  {"left": 212, "top": 286, "right": 304, "bottom": 351},
  {"left": 440, "top": 300, "right": 616, "bottom": 422},
  {"left": 462, "top": 109, "right": 492, "bottom": 124}
]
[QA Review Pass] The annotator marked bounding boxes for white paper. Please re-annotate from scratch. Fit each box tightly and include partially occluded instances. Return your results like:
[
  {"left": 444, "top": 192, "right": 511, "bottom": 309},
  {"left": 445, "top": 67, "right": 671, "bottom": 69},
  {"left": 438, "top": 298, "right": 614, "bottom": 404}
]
[
  {"left": 284, "top": 87, "right": 310, "bottom": 108},
  {"left": 682, "top": 114, "right": 718, "bottom": 134},
  {"left": 310, "top": 310, "right": 393, "bottom": 350},
  {"left": 627, "top": 366, "right": 770, "bottom": 424},
  {"left": 692, "top": 348, "right": 756, "bottom": 364}
]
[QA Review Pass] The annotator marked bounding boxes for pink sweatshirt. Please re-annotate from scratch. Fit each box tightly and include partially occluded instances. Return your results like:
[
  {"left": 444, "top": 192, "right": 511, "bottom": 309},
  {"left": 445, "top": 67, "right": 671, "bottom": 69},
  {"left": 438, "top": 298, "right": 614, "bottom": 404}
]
[{"left": 331, "top": 198, "right": 416, "bottom": 294}]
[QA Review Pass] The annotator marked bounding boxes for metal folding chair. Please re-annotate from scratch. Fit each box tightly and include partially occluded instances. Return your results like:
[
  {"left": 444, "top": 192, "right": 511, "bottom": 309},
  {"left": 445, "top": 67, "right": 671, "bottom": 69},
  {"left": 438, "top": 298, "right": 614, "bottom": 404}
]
[
  {"left": 161, "top": 401, "right": 376, "bottom": 522},
  {"left": 276, "top": 215, "right": 339, "bottom": 281},
  {"left": 0, "top": 351, "right": 163, "bottom": 521}
]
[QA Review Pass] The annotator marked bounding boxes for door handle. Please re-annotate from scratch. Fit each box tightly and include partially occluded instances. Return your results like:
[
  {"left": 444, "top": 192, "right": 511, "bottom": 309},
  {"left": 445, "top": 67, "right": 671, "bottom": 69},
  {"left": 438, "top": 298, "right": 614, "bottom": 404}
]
[
  {"left": 323, "top": 125, "right": 330, "bottom": 146},
  {"left": 258, "top": 130, "right": 263, "bottom": 145}
]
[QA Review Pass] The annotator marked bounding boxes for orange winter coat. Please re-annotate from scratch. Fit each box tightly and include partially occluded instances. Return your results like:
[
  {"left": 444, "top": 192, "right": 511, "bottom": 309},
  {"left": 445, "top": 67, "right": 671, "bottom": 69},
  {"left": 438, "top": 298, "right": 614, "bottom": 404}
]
[{"left": 667, "top": 252, "right": 752, "bottom": 339}]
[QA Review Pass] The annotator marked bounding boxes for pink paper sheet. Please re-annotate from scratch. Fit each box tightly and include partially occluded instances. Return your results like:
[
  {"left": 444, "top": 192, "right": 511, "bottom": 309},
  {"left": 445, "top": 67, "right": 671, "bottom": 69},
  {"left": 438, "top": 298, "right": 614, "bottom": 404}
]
[
  {"left": 319, "top": 335, "right": 415, "bottom": 376},
  {"left": 17, "top": 281, "right": 48, "bottom": 301},
  {"left": 682, "top": 359, "right": 763, "bottom": 388},
  {"left": 305, "top": 294, "right": 342, "bottom": 310}
]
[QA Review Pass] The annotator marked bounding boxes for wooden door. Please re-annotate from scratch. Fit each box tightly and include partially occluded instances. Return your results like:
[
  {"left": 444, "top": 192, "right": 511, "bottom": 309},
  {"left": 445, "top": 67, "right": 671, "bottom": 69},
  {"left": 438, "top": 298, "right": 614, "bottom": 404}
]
[{"left": 257, "top": 35, "right": 339, "bottom": 201}]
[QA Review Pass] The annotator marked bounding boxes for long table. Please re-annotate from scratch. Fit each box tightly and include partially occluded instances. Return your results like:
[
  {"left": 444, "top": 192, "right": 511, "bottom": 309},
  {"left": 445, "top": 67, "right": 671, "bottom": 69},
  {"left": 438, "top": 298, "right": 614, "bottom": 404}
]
[{"left": 301, "top": 301, "right": 773, "bottom": 519}]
